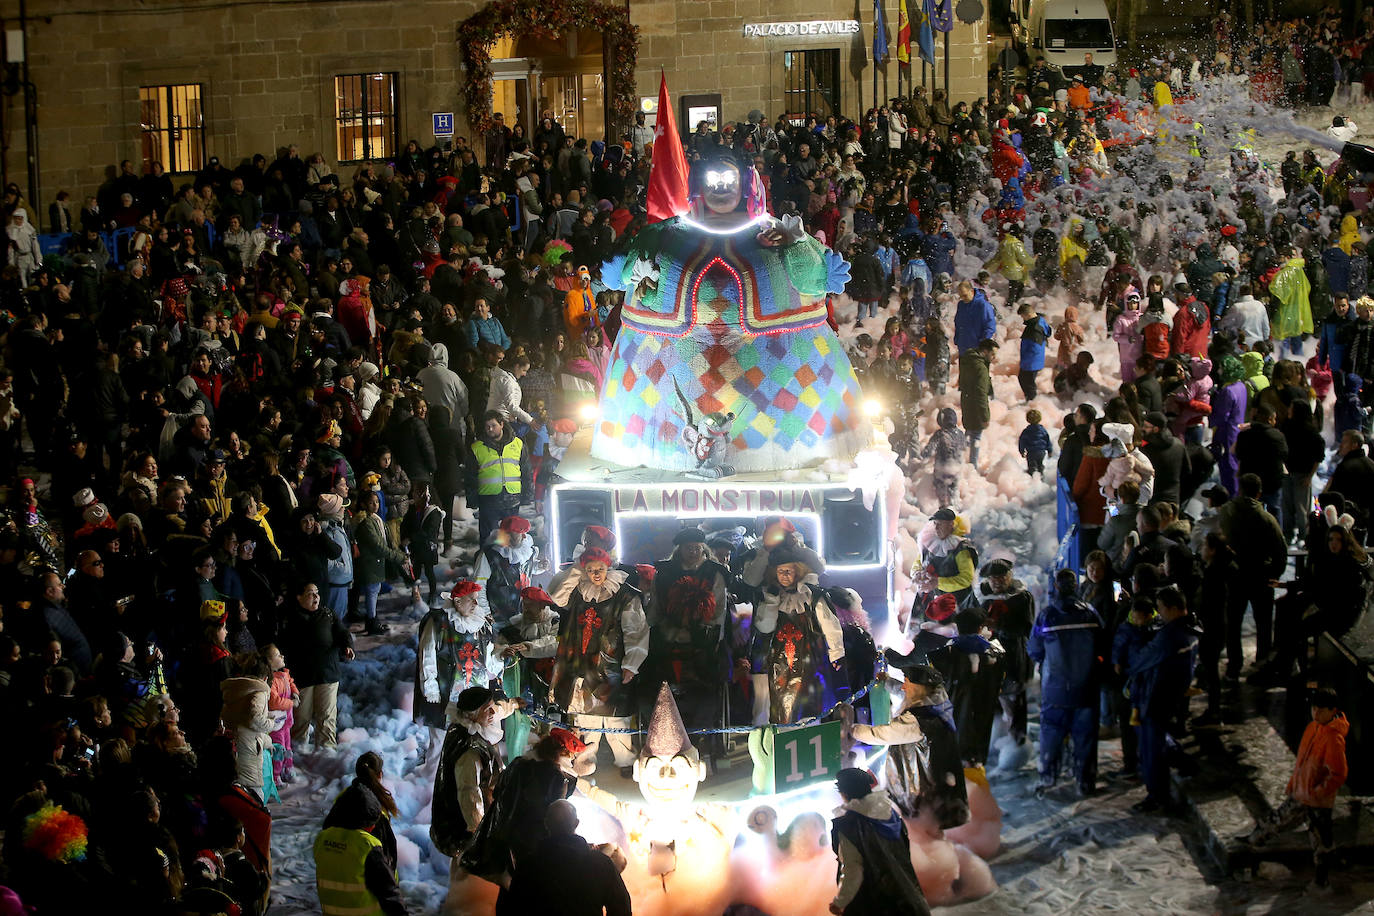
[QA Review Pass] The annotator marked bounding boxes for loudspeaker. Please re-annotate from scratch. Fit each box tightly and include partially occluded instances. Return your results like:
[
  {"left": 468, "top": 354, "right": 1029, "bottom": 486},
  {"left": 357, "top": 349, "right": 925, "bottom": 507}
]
[
  {"left": 553, "top": 489, "right": 612, "bottom": 565},
  {"left": 822, "top": 493, "right": 880, "bottom": 564}
]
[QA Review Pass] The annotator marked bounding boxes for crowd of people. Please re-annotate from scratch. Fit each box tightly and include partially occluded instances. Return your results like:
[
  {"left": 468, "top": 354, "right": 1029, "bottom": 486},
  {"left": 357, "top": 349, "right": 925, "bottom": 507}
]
[{"left": 0, "top": 19, "right": 1371, "bottom": 911}]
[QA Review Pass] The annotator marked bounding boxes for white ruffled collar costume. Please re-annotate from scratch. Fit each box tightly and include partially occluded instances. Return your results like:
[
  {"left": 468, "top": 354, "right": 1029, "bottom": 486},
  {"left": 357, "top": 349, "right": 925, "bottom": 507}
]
[
  {"left": 576, "top": 568, "right": 628, "bottom": 604},
  {"left": 446, "top": 604, "right": 491, "bottom": 634}
]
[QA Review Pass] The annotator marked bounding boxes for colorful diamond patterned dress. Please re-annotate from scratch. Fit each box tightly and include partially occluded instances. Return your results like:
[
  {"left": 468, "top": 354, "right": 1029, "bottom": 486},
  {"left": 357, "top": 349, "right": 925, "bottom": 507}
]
[{"left": 594, "top": 217, "right": 867, "bottom": 472}]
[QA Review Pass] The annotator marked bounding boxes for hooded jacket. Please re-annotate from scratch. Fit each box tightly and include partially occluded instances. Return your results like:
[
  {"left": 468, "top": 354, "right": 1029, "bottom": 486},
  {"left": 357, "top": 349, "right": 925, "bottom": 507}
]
[
  {"left": 1141, "top": 425, "right": 1188, "bottom": 506},
  {"left": 1139, "top": 308, "right": 1173, "bottom": 361},
  {"left": 1028, "top": 588, "right": 1105, "bottom": 707},
  {"left": 1271, "top": 256, "right": 1314, "bottom": 339},
  {"left": 416, "top": 343, "right": 470, "bottom": 431},
  {"left": 953, "top": 290, "right": 996, "bottom": 352},
  {"left": 1019, "top": 312, "right": 1052, "bottom": 371},
  {"left": 1219, "top": 294, "right": 1270, "bottom": 347},
  {"left": 830, "top": 791, "right": 930, "bottom": 916},
  {"left": 1170, "top": 297, "right": 1211, "bottom": 359},
  {"left": 985, "top": 233, "right": 1033, "bottom": 283},
  {"left": 220, "top": 676, "right": 273, "bottom": 787},
  {"left": 1209, "top": 357, "right": 1248, "bottom": 450},
  {"left": 1169, "top": 357, "right": 1213, "bottom": 434},
  {"left": 1112, "top": 305, "right": 1144, "bottom": 381},
  {"left": 1054, "top": 307, "right": 1085, "bottom": 368},
  {"left": 1289, "top": 713, "right": 1350, "bottom": 808}
]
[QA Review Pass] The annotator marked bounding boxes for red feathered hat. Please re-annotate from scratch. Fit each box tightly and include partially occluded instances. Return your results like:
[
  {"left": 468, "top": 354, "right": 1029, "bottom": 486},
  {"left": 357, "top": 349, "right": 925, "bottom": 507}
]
[
  {"left": 579, "top": 547, "right": 613, "bottom": 568},
  {"left": 1219, "top": 224, "right": 1238, "bottom": 237},
  {"left": 635, "top": 564, "right": 657, "bottom": 586}
]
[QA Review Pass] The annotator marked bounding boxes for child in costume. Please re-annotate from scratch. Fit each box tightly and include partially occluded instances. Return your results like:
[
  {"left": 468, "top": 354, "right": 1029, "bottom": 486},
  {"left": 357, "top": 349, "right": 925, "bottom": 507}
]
[{"left": 263, "top": 644, "right": 299, "bottom": 784}]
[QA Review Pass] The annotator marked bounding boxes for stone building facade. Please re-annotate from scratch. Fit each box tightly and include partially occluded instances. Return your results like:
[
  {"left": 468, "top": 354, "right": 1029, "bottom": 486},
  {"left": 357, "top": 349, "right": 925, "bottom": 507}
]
[{"left": 0, "top": 0, "right": 987, "bottom": 208}]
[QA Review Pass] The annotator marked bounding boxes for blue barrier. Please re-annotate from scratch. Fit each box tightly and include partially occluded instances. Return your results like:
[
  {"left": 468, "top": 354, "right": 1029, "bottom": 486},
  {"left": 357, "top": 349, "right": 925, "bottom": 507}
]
[
  {"left": 1055, "top": 475, "right": 1081, "bottom": 572},
  {"left": 38, "top": 233, "right": 69, "bottom": 256}
]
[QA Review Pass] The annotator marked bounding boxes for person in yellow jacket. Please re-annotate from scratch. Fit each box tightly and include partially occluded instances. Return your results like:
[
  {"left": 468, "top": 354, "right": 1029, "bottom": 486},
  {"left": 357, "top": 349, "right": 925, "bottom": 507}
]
[
  {"left": 1153, "top": 78, "right": 1174, "bottom": 109},
  {"left": 465, "top": 411, "right": 533, "bottom": 546},
  {"left": 314, "top": 785, "right": 409, "bottom": 915},
  {"left": 917, "top": 507, "right": 979, "bottom": 606},
  {"left": 1059, "top": 219, "right": 1089, "bottom": 296},
  {"left": 1271, "top": 249, "right": 1314, "bottom": 343},
  {"left": 984, "top": 224, "right": 1035, "bottom": 308}
]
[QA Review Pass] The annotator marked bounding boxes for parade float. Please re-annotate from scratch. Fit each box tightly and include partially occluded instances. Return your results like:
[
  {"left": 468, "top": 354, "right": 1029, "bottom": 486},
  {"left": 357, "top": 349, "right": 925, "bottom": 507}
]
[
  {"left": 441, "top": 80, "right": 1001, "bottom": 916},
  {"left": 548, "top": 123, "right": 904, "bottom": 632}
]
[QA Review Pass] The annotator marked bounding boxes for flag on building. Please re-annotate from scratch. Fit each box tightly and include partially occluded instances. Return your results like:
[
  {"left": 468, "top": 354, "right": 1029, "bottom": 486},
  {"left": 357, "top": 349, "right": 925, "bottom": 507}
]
[
  {"left": 932, "top": 0, "right": 954, "bottom": 32},
  {"left": 873, "top": 0, "right": 890, "bottom": 63},
  {"left": 918, "top": 0, "right": 936, "bottom": 64},
  {"left": 646, "top": 71, "right": 689, "bottom": 224},
  {"left": 898, "top": 0, "right": 911, "bottom": 66}
]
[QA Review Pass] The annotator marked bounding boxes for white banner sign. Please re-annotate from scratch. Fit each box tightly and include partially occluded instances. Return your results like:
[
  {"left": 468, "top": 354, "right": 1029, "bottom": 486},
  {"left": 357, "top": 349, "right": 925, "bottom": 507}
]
[{"left": 743, "top": 20, "right": 861, "bottom": 38}]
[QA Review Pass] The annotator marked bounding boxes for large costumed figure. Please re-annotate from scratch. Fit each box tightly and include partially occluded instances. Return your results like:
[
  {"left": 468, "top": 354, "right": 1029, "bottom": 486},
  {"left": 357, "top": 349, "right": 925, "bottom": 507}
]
[{"left": 594, "top": 150, "right": 868, "bottom": 474}]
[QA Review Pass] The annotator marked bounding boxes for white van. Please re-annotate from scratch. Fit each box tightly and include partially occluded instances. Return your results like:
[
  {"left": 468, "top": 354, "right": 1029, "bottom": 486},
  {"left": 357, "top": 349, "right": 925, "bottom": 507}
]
[{"left": 1012, "top": 0, "right": 1118, "bottom": 77}]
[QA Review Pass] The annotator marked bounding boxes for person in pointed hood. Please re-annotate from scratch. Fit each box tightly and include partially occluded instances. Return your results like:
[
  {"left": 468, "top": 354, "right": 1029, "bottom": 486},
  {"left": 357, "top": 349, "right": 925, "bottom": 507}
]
[{"left": 830, "top": 766, "right": 932, "bottom": 916}]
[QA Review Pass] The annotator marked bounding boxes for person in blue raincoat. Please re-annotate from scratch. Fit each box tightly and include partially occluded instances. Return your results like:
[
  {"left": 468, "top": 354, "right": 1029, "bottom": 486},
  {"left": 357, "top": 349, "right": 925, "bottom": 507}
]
[
  {"left": 953, "top": 280, "right": 996, "bottom": 355},
  {"left": 918, "top": 217, "right": 957, "bottom": 278},
  {"left": 1126, "top": 585, "right": 1199, "bottom": 814},
  {"left": 1027, "top": 568, "right": 1106, "bottom": 797}
]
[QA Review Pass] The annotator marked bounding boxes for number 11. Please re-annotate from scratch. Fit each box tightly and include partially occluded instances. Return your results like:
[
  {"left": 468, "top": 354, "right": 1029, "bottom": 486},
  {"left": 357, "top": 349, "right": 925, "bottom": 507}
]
[{"left": 783, "top": 734, "right": 830, "bottom": 783}]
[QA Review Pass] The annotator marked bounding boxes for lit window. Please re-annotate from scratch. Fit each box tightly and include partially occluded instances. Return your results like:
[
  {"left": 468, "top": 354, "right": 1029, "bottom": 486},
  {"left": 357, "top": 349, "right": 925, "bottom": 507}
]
[
  {"left": 335, "top": 72, "right": 399, "bottom": 163},
  {"left": 140, "top": 84, "right": 205, "bottom": 174}
]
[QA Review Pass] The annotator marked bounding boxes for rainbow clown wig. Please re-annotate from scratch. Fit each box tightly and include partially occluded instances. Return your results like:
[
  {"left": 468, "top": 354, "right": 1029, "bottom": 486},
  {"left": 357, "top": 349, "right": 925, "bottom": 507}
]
[{"left": 23, "top": 803, "right": 89, "bottom": 864}]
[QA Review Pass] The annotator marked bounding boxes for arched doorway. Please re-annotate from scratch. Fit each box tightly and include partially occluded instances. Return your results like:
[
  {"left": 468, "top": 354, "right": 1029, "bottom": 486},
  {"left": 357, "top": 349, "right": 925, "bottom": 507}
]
[
  {"left": 457, "top": 0, "right": 636, "bottom": 154},
  {"left": 489, "top": 29, "right": 606, "bottom": 150}
]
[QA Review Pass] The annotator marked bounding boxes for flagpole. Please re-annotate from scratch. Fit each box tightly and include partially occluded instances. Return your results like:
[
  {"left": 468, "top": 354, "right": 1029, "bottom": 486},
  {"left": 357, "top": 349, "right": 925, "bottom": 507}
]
[{"left": 943, "top": 28, "right": 949, "bottom": 96}]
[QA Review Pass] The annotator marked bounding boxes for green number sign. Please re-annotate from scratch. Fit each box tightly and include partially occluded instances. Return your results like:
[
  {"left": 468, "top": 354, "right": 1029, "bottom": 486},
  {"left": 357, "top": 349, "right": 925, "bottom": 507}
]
[{"left": 748, "top": 721, "right": 843, "bottom": 795}]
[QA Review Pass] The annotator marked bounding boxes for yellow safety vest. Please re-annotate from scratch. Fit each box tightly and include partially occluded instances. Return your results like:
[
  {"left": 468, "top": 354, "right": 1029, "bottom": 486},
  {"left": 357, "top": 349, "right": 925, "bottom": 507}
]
[
  {"left": 472, "top": 438, "right": 523, "bottom": 497},
  {"left": 314, "top": 826, "right": 384, "bottom": 916}
]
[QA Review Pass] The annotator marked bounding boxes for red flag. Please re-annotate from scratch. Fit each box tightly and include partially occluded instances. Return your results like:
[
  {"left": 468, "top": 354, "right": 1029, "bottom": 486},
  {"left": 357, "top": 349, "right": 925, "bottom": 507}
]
[
  {"left": 898, "top": 0, "right": 912, "bottom": 66},
  {"left": 646, "top": 71, "right": 689, "bottom": 224}
]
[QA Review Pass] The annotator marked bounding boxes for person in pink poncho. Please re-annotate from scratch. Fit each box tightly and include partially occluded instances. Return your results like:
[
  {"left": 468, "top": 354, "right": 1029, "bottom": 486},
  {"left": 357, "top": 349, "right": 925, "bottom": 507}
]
[{"left": 1112, "top": 290, "right": 1145, "bottom": 381}]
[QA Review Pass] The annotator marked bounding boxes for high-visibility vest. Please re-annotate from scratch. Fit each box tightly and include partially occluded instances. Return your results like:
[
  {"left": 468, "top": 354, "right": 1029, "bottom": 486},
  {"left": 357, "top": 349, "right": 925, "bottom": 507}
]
[
  {"left": 472, "top": 438, "right": 523, "bottom": 496},
  {"left": 313, "top": 826, "right": 383, "bottom": 916}
]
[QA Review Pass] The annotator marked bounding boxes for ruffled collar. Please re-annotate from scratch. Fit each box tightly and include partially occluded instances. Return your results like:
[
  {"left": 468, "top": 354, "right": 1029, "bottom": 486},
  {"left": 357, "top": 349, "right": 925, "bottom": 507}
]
[
  {"left": 924, "top": 534, "right": 961, "bottom": 558},
  {"left": 776, "top": 583, "right": 812, "bottom": 616},
  {"left": 577, "top": 568, "right": 627, "bottom": 603},
  {"left": 446, "top": 607, "right": 491, "bottom": 634},
  {"left": 492, "top": 539, "right": 534, "bottom": 566}
]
